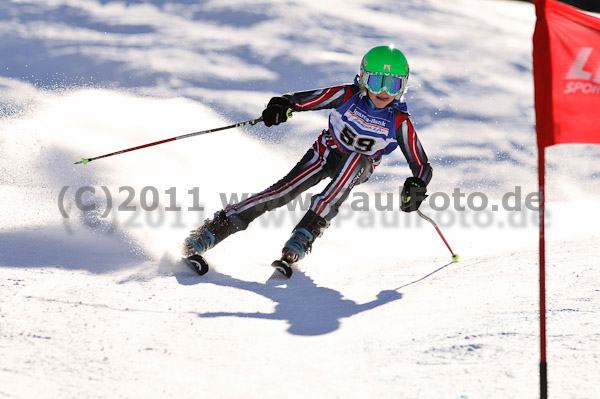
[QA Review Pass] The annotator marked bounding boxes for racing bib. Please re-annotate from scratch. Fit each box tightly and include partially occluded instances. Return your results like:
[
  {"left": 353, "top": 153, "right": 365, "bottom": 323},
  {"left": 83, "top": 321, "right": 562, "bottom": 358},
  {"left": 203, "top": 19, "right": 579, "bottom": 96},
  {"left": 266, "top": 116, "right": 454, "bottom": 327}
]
[{"left": 328, "top": 94, "right": 399, "bottom": 157}]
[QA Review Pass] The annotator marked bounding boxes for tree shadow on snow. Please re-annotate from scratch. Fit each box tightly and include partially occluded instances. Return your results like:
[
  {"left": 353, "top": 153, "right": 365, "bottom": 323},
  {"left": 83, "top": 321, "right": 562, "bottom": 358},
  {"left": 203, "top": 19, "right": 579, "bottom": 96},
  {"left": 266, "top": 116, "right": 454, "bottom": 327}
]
[{"left": 174, "top": 266, "right": 402, "bottom": 336}]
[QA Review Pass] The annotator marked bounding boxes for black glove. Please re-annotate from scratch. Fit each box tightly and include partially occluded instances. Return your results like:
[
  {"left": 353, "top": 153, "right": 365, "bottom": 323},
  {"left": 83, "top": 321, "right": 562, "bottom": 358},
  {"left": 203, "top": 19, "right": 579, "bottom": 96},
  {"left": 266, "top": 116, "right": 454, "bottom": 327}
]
[
  {"left": 401, "top": 176, "right": 427, "bottom": 212},
  {"left": 262, "top": 97, "right": 292, "bottom": 127}
]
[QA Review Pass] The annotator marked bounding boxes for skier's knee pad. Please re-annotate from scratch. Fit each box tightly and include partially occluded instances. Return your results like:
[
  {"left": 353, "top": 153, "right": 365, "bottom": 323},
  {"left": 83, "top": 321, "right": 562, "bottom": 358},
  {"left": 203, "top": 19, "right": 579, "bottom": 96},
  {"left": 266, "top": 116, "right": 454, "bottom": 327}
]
[{"left": 353, "top": 155, "right": 374, "bottom": 186}]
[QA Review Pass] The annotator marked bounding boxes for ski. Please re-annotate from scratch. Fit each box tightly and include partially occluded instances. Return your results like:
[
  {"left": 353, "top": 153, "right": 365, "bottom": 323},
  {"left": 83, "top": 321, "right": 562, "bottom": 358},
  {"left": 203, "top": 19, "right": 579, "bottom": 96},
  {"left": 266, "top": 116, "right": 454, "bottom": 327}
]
[
  {"left": 182, "top": 254, "right": 210, "bottom": 276},
  {"left": 271, "top": 259, "right": 293, "bottom": 278},
  {"left": 182, "top": 254, "right": 293, "bottom": 279}
]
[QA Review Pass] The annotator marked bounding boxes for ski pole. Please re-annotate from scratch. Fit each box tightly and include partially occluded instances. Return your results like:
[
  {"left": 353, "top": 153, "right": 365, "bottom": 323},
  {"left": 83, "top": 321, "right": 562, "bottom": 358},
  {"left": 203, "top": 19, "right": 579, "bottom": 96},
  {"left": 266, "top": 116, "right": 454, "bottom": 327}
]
[
  {"left": 416, "top": 209, "right": 460, "bottom": 262},
  {"left": 74, "top": 116, "right": 263, "bottom": 165}
]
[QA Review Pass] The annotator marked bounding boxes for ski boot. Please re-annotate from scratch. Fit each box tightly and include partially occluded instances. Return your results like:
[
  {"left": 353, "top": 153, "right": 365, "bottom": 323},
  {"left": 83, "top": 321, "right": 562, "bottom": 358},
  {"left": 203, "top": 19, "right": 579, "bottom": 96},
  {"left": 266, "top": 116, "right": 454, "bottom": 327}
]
[
  {"left": 183, "top": 210, "right": 234, "bottom": 275},
  {"left": 272, "top": 211, "right": 329, "bottom": 278},
  {"left": 272, "top": 228, "right": 314, "bottom": 278}
]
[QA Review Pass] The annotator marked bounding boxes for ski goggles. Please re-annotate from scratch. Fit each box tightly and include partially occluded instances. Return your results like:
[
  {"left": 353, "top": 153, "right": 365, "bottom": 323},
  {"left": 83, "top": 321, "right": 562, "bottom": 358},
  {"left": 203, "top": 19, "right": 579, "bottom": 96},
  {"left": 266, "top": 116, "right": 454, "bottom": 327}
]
[{"left": 362, "top": 73, "right": 407, "bottom": 96}]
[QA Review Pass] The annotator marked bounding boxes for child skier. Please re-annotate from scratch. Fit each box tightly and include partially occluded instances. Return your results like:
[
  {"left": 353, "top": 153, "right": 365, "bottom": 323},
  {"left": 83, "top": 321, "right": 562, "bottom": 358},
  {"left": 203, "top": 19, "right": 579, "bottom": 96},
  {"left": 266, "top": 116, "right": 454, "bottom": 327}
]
[{"left": 183, "top": 45, "right": 433, "bottom": 277}]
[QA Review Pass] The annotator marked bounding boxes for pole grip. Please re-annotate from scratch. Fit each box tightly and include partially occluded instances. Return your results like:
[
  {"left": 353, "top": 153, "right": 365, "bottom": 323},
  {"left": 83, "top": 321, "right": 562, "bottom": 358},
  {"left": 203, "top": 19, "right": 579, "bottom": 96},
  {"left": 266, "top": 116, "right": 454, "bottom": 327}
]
[{"left": 540, "top": 361, "right": 547, "bottom": 399}]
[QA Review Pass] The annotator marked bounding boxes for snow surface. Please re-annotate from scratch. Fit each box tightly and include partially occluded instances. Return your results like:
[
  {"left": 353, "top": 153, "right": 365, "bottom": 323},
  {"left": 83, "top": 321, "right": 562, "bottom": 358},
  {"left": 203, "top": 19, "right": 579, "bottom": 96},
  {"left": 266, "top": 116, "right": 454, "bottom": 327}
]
[{"left": 1, "top": 0, "right": 599, "bottom": 398}]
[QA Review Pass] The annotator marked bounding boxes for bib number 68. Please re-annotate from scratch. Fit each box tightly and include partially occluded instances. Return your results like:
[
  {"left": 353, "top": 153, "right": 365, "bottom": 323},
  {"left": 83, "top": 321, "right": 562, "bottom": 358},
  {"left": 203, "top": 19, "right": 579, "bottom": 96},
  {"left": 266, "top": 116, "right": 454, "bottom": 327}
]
[{"left": 340, "top": 126, "right": 375, "bottom": 153}]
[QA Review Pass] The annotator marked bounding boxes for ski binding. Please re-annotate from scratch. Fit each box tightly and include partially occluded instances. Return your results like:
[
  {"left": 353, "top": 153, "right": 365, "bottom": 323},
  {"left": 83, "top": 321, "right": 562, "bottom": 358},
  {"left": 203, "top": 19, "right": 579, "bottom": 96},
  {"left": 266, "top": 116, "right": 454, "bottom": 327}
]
[
  {"left": 183, "top": 254, "right": 209, "bottom": 276},
  {"left": 271, "top": 259, "right": 293, "bottom": 278}
]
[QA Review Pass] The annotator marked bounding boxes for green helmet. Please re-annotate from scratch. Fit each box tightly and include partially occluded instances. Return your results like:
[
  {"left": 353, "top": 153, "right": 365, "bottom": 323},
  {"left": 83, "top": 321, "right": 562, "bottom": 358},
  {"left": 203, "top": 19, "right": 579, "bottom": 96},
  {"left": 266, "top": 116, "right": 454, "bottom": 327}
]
[{"left": 360, "top": 46, "right": 409, "bottom": 97}]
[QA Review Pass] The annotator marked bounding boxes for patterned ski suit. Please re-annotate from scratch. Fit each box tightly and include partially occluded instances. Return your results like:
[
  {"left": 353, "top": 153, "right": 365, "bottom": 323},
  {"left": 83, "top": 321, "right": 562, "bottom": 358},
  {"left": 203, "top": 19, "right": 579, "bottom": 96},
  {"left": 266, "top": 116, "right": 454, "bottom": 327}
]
[{"left": 225, "top": 79, "right": 433, "bottom": 231}]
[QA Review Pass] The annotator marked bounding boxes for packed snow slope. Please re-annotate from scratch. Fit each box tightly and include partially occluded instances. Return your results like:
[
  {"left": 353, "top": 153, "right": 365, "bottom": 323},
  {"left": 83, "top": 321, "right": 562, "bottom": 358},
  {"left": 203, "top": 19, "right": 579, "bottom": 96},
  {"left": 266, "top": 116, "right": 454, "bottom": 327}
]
[{"left": 1, "top": 0, "right": 599, "bottom": 398}]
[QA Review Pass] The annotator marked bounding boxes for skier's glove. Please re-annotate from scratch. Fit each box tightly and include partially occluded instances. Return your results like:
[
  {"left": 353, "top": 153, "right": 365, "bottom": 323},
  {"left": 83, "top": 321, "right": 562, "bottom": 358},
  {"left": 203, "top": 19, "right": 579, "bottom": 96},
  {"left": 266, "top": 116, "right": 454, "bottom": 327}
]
[
  {"left": 401, "top": 176, "right": 427, "bottom": 212},
  {"left": 262, "top": 97, "right": 293, "bottom": 127}
]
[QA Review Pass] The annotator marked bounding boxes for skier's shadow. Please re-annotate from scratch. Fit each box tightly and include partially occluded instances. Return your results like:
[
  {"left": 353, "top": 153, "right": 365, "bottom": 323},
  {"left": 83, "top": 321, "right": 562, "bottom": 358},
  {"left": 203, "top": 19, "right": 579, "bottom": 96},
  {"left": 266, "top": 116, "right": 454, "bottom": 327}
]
[{"left": 178, "top": 267, "right": 402, "bottom": 336}]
